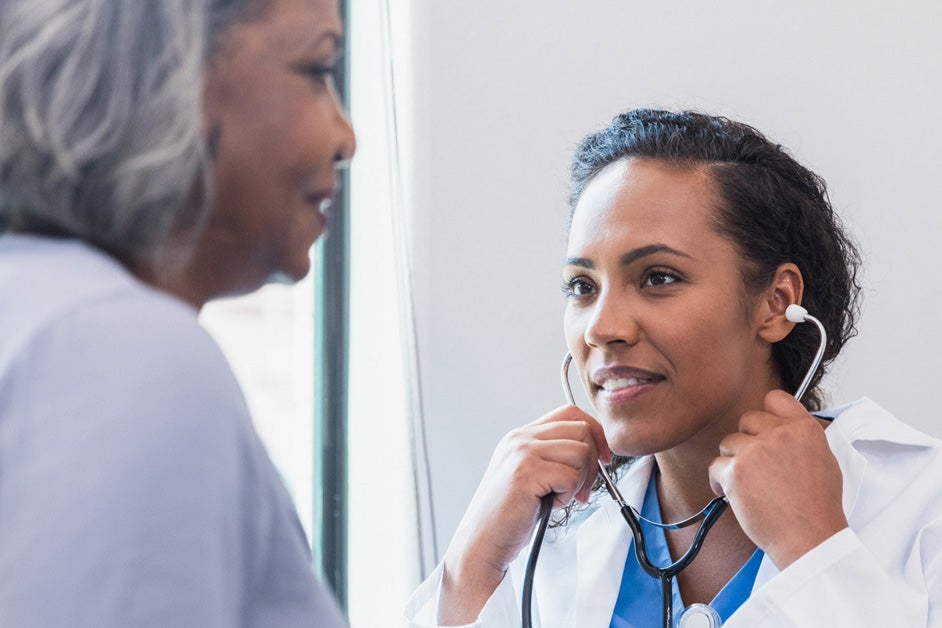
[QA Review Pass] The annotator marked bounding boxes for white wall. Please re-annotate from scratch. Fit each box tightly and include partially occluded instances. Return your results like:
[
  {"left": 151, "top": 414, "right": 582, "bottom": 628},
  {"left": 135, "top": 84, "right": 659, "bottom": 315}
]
[{"left": 399, "top": 0, "right": 942, "bottom": 559}]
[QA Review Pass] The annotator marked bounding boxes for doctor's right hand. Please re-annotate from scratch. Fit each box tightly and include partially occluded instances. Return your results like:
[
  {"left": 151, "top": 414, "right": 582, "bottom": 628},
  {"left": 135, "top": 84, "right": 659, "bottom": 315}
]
[{"left": 438, "top": 404, "right": 610, "bottom": 626}]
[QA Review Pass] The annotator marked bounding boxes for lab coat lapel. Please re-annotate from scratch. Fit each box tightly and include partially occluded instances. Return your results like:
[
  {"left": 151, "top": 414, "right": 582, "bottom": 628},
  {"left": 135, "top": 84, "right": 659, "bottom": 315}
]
[
  {"left": 751, "top": 409, "right": 869, "bottom": 590},
  {"left": 826, "top": 413, "right": 868, "bottom": 520},
  {"left": 575, "top": 457, "right": 654, "bottom": 628}
]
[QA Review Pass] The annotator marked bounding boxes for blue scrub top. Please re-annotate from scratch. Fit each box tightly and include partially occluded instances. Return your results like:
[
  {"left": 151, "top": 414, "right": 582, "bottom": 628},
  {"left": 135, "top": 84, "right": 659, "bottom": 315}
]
[{"left": 610, "top": 473, "right": 763, "bottom": 627}]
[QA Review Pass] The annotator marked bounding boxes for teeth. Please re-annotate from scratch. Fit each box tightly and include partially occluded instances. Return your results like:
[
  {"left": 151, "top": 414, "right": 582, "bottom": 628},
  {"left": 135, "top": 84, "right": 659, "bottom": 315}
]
[{"left": 601, "top": 377, "right": 651, "bottom": 391}]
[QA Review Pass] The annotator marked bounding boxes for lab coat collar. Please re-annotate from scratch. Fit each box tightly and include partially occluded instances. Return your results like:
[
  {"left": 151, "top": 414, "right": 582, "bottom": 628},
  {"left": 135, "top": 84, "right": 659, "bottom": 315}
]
[
  {"left": 752, "top": 403, "right": 871, "bottom": 588},
  {"left": 570, "top": 399, "right": 937, "bottom": 617},
  {"left": 822, "top": 398, "right": 934, "bottom": 526},
  {"left": 574, "top": 456, "right": 653, "bottom": 628},
  {"left": 753, "top": 397, "right": 933, "bottom": 590},
  {"left": 823, "top": 397, "right": 937, "bottom": 449}
]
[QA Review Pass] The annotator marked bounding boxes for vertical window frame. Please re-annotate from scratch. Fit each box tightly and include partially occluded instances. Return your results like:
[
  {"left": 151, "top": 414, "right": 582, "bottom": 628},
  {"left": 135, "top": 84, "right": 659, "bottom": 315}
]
[{"left": 312, "top": 0, "right": 351, "bottom": 611}]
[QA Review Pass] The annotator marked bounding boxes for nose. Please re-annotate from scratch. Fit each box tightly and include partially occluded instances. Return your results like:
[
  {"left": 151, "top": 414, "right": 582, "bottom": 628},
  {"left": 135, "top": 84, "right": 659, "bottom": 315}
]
[
  {"left": 582, "top": 289, "right": 640, "bottom": 350},
  {"left": 330, "top": 86, "right": 357, "bottom": 168}
]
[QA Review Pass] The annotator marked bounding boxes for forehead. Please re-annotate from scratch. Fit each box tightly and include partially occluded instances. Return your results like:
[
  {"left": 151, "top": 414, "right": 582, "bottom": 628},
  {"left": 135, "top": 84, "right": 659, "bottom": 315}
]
[
  {"left": 568, "top": 158, "right": 723, "bottom": 255},
  {"left": 220, "top": 0, "right": 341, "bottom": 58}
]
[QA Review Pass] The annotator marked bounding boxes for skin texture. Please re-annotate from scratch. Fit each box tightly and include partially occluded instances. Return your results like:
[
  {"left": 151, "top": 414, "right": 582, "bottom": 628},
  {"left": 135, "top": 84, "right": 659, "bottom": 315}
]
[
  {"left": 438, "top": 158, "right": 847, "bottom": 624},
  {"left": 155, "top": 0, "right": 356, "bottom": 308},
  {"left": 564, "top": 159, "right": 781, "bottom": 459}
]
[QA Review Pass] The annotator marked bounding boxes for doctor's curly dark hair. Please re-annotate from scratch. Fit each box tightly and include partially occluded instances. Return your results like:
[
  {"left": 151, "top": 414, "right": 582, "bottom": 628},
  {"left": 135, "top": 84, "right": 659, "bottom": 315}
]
[{"left": 556, "top": 109, "right": 861, "bottom": 523}]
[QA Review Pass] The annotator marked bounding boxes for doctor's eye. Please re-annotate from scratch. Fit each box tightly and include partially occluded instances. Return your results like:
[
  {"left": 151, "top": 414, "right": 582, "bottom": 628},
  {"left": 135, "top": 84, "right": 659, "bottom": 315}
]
[
  {"left": 641, "top": 269, "right": 682, "bottom": 288},
  {"left": 562, "top": 277, "right": 597, "bottom": 298}
]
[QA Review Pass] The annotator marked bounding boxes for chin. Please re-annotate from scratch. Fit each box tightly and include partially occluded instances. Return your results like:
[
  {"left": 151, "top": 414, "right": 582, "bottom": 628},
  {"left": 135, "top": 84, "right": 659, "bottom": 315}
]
[
  {"left": 604, "top": 424, "right": 668, "bottom": 458},
  {"left": 267, "top": 264, "right": 311, "bottom": 286},
  {"left": 273, "top": 252, "right": 314, "bottom": 284}
]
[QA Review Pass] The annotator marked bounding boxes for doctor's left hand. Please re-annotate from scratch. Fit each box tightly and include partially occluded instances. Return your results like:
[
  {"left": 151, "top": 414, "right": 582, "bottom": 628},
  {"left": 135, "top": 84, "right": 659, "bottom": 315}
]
[{"left": 708, "top": 389, "right": 849, "bottom": 570}]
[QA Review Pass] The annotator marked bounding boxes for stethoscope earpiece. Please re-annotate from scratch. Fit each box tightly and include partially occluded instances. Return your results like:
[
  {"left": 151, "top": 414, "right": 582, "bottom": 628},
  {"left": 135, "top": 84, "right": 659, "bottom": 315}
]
[{"left": 785, "top": 303, "right": 809, "bottom": 323}]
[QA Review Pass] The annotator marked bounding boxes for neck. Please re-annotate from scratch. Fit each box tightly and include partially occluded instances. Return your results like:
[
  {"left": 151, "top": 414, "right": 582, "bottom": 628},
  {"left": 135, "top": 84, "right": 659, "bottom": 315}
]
[
  {"left": 131, "top": 262, "right": 208, "bottom": 311},
  {"left": 653, "top": 447, "right": 720, "bottom": 523},
  {"left": 653, "top": 439, "right": 758, "bottom": 605},
  {"left": 131, "top": 234, "right": 263, "bottom": 311},
  {"left": 654, "top": 375, "right": 782, "bottom": 521}
]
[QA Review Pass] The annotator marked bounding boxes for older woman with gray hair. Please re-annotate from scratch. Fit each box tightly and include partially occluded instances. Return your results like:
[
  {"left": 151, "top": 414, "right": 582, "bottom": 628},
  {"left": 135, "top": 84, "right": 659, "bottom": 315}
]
[{"left": 0, "top": 0, "right": 355, "bottom": 625}]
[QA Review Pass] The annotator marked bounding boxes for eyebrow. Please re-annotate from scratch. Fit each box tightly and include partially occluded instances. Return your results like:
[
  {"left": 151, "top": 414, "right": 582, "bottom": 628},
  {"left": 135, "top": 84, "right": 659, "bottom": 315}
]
[
  {"left": 308, "top": 31, "right": 343, "bottom": 53},
  {"left": 286, "top": 30, "right": 343, "bottom": 57},
  {"left": 565, "top": 243, "right": 693, "bottom": 270}
]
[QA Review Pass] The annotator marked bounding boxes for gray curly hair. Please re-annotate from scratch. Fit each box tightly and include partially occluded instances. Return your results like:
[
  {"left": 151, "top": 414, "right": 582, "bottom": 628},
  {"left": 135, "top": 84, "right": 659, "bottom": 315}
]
[{"left": 0, "top": 0, "right": 259, "bottom": 266}]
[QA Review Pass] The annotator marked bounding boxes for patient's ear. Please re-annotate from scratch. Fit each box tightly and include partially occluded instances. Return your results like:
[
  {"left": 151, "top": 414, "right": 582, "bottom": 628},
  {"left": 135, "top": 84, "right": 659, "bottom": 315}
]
[{"left": 756, "top": 263, "right": 803, "bottom": 343}]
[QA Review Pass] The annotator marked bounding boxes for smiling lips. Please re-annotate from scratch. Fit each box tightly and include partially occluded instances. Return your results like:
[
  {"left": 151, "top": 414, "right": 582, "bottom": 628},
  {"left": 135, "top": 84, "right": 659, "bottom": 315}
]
[
  {"left": 592, "top": 367, "right": 663, "bottom": 401},
  {"left": 306, "top": 189, "right": 335, "bottom": 227},
  {"left": 601, "top": 376, "right": 656, "bottom": 390}
]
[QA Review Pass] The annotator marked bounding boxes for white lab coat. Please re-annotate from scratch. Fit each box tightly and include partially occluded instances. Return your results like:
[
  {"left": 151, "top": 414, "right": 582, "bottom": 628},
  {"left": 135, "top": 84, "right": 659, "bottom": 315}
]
[{"left": 405, "top": 398, "right": 942, "bottom": 627}]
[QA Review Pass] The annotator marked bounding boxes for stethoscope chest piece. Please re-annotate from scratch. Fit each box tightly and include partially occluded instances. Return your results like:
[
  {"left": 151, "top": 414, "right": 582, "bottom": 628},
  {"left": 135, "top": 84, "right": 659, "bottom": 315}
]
[{"left": 678, "top": 603, "right": 722, "bottom": 628}]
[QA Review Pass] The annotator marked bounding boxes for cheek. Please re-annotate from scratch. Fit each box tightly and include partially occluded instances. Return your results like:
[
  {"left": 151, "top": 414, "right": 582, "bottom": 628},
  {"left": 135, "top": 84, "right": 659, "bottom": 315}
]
[
  {"left": 211, "top": 109, "right": 316, "bottom": 217},
  {"left": 563, "top": 308, "right": 595, "bottom": 397},
  {"left": 668, "top": 306, "right": 756, "bottom": 383},
  {"left": 232, "top": 106, "right": 306, "bottom": 170},
  {"left": 212, "top": 74, "right": 319, "bottom": 168},
  {"left": 253, "top": 107, "right": 335, "bottom": 195},
  {"left": 563, "top": 307, "right": 586, "bottom": 355}
]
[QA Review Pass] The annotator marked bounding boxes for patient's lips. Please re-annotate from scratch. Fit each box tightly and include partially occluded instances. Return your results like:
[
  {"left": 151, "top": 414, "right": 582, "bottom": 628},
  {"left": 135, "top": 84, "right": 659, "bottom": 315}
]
[{"left": 305, "top": 185, "right": 336, "bottom": 231}]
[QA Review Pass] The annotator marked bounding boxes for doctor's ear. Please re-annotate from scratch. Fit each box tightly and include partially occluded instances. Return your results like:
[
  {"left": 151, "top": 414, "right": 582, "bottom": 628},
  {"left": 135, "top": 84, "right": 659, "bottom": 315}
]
[{"left": 756, "top": 263, "right": 804, "bottom": 343}]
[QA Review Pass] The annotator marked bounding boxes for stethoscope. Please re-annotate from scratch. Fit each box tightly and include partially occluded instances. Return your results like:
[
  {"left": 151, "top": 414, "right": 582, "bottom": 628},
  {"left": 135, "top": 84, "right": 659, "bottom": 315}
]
[{"left": 522, "top": 304, "right": 827, "bottom": 628}]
